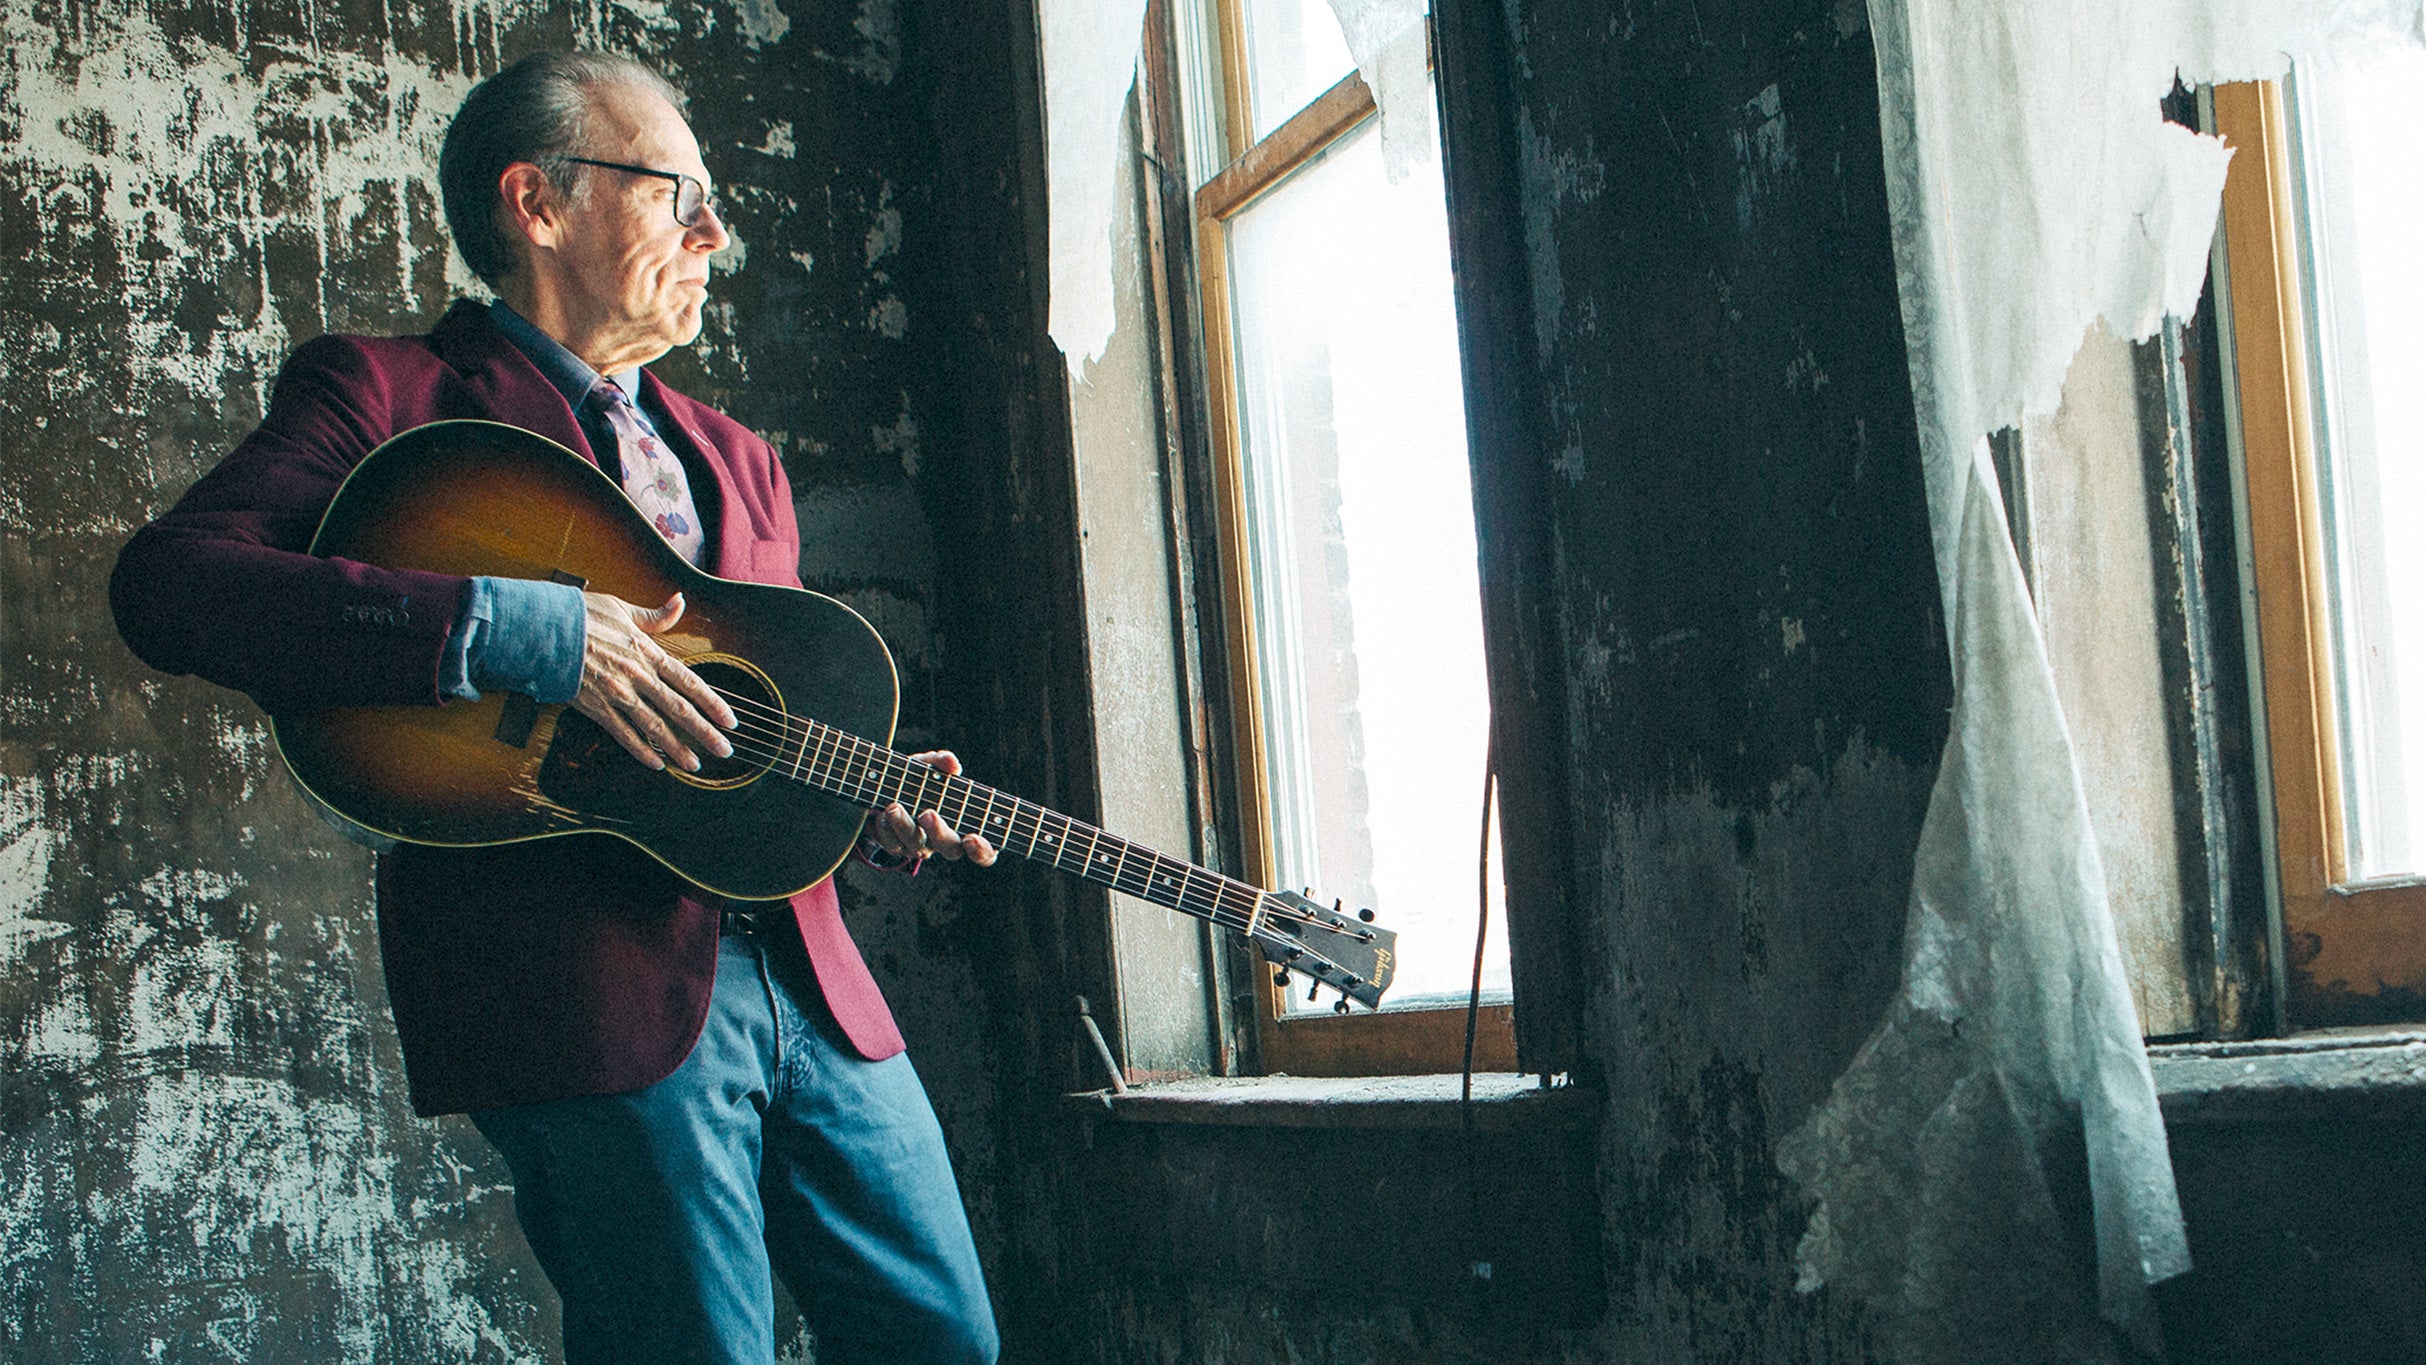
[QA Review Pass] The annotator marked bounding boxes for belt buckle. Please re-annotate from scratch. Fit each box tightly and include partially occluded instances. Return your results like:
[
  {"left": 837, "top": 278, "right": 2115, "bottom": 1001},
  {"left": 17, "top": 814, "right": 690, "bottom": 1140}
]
[{"left": 717, "top": 898, "right": 775, "bottom": 935}]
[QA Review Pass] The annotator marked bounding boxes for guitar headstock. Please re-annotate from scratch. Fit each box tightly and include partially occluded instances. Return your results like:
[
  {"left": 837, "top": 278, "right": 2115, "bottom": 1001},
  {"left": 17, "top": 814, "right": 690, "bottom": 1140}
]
[{"left": 1252, "top": 889, "right": 1398, "bottom": 1011}]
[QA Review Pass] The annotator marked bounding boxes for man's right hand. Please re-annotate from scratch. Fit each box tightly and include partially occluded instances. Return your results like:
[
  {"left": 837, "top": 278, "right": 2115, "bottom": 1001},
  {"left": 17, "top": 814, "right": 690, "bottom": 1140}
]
[{"left": 572, "top": 590, "right": 738, "bottom": 772}]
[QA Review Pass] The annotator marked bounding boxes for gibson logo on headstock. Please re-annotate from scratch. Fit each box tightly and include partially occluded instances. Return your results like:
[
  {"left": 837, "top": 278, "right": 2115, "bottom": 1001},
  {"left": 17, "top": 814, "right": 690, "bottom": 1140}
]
[{"left": 1370, "top": 946, "right": 1393, "bottom": 978}]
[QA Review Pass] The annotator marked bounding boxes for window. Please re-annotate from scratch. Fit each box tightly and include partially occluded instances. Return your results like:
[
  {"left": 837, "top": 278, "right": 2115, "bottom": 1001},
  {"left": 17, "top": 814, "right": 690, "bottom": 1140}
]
[
  {"left": 2214, "top": 66, "right": 2426, "bottom": 1028},
  {"left": 1173, "top": 0, "right": 1515, "bottom": 1074},
  {"left": 1972, "top": 66, "right": 2426, "bottom": 1042}
]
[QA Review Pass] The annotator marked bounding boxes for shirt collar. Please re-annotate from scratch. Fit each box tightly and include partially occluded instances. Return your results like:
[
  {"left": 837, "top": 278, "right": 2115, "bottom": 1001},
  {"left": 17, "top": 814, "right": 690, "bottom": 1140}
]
[{"left": 487, "top": 300, "right": 645, "bottom": 411}]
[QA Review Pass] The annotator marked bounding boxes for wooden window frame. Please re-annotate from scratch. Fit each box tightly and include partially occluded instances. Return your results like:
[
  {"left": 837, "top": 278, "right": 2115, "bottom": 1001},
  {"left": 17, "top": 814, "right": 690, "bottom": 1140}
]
[
  {"left": 2215, "top": 78, "right": 2426, "bottom": 1027},
  {"left": 1185, "top": 16, "right": 1517, "bottom": 1076}
]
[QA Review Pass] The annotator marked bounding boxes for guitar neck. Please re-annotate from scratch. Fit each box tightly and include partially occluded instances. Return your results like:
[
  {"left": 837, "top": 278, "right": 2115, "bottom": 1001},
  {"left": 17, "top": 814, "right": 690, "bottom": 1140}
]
[{"left": 781, "top": 717, "right": 1274, "bottom": 937}]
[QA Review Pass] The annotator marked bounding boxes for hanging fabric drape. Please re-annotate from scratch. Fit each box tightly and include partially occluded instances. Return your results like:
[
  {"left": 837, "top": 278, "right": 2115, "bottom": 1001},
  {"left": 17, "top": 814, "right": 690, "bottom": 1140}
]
[{"left": 1781, "top": 2, "right": 2424, "bottom": 1360}]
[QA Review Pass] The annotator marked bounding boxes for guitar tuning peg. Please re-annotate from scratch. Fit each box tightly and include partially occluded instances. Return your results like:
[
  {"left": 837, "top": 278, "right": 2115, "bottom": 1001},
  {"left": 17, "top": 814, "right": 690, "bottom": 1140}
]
[
  {"left": 1333, "top": 998, "right": 1351, "bottom": 1015},
  {"left": 1359, "top": 908, "right": 1375, "bottom": 922},
  {"left": 1273, "top": 969, "right": 1290, "bottom": 987},
  {"left": 1333, "top": 898, "right": 1344, "bottom": 914},
  {"left": 1307, "top": 981, "right": 1321, "bottom": 1003}
]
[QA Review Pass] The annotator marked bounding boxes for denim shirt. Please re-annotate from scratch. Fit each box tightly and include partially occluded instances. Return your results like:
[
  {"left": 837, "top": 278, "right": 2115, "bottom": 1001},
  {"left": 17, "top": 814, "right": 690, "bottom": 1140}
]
[{"left": 436, "top": 301, "right": 675, "bottom": 704}]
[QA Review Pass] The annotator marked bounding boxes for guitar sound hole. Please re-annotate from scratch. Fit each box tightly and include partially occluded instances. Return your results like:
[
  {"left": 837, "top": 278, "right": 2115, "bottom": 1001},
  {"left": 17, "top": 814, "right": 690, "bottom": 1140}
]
[{"left": 685, "top": 655, "right": 784, "bottom": 789}]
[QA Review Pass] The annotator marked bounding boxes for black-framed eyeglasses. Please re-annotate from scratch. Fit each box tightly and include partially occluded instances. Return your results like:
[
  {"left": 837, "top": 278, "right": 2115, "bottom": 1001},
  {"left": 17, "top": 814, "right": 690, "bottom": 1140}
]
[{"left": 565, "top": 157, "right": 720, "bottom": 228}]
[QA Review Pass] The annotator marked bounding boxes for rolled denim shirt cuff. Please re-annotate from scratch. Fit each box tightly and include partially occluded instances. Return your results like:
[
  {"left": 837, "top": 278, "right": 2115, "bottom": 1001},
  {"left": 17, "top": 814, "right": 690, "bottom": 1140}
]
[{"left": 463, "top": 576, "right": 586, "bottom": 704}]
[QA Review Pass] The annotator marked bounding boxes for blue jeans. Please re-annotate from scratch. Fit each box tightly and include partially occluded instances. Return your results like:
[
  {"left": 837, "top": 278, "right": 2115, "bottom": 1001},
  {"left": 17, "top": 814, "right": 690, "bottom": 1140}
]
[{"left": 470, "top": 922, "right": 998, "bottom": 1365}]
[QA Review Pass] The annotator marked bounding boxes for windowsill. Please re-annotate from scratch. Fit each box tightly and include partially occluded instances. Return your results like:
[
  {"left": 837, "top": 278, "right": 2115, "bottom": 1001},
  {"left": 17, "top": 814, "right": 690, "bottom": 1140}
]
[
  {"left": 1064, "top": 1072, "right": 1596, "bottom": 1132},
  {"left": 2150, "top": 1030, "right": 2426, "bottom": 1125}
]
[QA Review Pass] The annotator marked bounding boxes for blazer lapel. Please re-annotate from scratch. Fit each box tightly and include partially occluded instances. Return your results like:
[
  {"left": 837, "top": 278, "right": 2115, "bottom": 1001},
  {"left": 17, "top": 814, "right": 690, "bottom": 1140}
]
[
  {"left": 638, "top": 371, "right": 750, "bottom": 579},
  {"left": 429, "top": 301, "right": 599, "bottom": 466}
]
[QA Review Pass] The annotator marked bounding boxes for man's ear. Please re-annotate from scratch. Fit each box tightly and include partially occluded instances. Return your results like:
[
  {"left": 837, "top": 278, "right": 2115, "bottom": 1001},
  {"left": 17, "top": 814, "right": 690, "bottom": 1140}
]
[{"left": 497, "top": 162, "right": 567, "bottom": 254}]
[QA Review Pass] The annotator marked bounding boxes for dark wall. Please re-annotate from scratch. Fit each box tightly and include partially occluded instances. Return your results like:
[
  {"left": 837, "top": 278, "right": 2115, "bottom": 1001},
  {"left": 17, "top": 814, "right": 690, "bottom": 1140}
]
[
  {"left": 1011, "top": 0, "right": 1949, "bottom": 1358},
  {"left": 0, "top": 0, "right": 1076, "bottom": 1359},
  {"left": 1449, "top": 0, "right": 1943, "bottom": 1354}
]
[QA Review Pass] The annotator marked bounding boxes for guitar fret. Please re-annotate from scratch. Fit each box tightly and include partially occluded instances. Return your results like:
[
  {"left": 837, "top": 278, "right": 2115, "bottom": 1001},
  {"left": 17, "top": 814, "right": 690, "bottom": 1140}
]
[
  {"left": 813, "top": 725, "right": 840, "bottom": 795},
  {"left": 883, "top": 754, "right": 912, "bottom": 809},
  {"left": 830, "top": 732, "right": 856, "bottom": 799},
  {"left": 836, "top": 735, "right": 866, "bottom": 803},
  {"left": 1032, "top": 810, "right": 1070, "bottom": 868},
  {"left": 1003, "top": 798, "right": 1041, "bottom": 859},
  {"left": 762, "top": 721, "right": 1323, "bottom": 959}
]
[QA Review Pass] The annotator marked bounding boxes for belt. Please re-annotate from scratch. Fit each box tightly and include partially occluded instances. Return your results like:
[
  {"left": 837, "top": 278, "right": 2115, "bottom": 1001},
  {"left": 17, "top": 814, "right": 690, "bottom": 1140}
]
[{"left": 712, "top": 897, "right": 786, "bottom": 935}]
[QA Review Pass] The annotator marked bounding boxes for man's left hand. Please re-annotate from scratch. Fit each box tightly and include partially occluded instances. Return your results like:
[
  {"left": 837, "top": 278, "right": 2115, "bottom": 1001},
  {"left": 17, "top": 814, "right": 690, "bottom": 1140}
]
[{"left": 868, "top": 751, "right": 998, "bottom": 867}]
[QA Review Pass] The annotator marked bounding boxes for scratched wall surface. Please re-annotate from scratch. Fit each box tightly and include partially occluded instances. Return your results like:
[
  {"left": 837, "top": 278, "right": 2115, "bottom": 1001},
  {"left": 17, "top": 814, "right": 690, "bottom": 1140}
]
[
  {"left": 1443, "top": 0, "right": 1946, "bottom": 1357},
  {"left": 0, "top": 0, "right": 1056, "bottom": 1359}
]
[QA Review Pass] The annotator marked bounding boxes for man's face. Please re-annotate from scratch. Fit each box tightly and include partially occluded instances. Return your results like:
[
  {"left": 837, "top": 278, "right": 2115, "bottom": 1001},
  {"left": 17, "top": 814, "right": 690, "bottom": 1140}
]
[{"left": 545, "top": 83, "right": 728, "bottom": 368}]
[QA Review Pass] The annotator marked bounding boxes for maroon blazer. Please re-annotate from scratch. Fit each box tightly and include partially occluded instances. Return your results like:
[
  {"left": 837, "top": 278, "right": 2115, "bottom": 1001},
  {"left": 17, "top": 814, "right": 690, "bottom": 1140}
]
[{"left": 112, "top": 301, "right": 906, "bottom": 1116}]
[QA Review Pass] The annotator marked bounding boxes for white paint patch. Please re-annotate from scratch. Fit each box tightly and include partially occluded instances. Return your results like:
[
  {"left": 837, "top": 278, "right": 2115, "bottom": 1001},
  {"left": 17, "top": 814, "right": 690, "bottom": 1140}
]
[
  {"left": 0, "top": 777, "right": 70, "bottom": 967},
  {"left": 123, "top": 933, "right": 244, "bottom": 1052},
  {"left": 1517, "top": 107, "right": 1570, "bottom": 358},
  {"left": 757, "top": 119, "right": 797, "bottom": 158},
  {"left": 137, "top": 866, "right": 245, "bottom": 910},
  {"left": 1780, "top": 616, "right": 1807, "bottom": 655},
  {"left": 1733, "top": 83, "right": 1796, "bottom": 230},
  {"left": 693, "top": 297, "right": 750, "bottom": 384},
  {"left": 26, "top": 981, "right": 103, "bottom": 1068},
  {"left": 607, "top": 0, "right": 683, "bottom": 39},
  {"left": 865, "top": 188, "right": 903, "bottom": 267},
  {"left": 0, "top": 7, "right": 488, "bottom": 427},
  {"left": 852, "top": 0, "right": 904, "bottom": 84},
  {"left": 872, "top": 397, "right": 922, "bottom": 478},
  {"left": 870, "top": 295, "right": 909, "bottom": 338},
  {"left": 731, "top": 0, "right": 793, "bottom": 47}
]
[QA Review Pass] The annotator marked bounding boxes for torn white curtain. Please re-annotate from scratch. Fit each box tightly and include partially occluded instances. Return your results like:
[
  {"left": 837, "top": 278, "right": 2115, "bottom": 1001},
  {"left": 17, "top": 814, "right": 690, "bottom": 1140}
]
[
  {"left": 1041, "top": 0, "right": 1150, "bottom": 378},
  {"left": 1780, "top": 1, "right": 2424, "bottom": 1360},
  {"left": 1039, "top": 0, "right": 1433, "bottom": 376},
  {"left": 1317, "top": 0, "right": 1437, "bottom": 179}
]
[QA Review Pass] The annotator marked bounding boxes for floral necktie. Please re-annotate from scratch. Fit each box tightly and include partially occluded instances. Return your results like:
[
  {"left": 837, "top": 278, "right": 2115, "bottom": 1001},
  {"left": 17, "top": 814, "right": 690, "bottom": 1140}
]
[{"left": 587, "top": 378, "right": 706, "bottom": 567}]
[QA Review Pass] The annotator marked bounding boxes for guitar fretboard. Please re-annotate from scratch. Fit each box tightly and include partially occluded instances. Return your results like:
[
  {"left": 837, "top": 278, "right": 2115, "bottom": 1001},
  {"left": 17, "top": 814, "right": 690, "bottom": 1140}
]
[{"left": 780, "top": 716, "right": 1274, "bottom": 939}]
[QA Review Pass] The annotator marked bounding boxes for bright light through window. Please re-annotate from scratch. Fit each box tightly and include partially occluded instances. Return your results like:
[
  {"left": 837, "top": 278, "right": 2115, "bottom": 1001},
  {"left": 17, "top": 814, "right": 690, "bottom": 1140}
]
[
  {"left": 2293, "top": 49, "right": 2426, "bottom": 881},
  {"left": 1239, "top": 0, "right": 1356, "bottom": 143},
  {"left": 1225, "top": 111, "right": 1513, "bottom": 1011}
]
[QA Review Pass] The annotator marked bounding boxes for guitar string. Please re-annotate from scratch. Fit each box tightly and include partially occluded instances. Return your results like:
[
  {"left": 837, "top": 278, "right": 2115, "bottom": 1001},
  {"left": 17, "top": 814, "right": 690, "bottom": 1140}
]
[
  {"left": 639, "top": 654, "right": 1358, "bottom": 942},
  {"left": 636, "top": 686, "right": 1314, "bottom": 937},
  {"left": 566, "top": 696, "right": 1370, "bottom": 984}
]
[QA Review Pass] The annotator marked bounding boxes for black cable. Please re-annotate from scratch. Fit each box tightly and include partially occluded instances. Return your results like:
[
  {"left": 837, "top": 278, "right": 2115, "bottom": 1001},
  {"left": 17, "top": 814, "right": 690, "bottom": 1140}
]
[{"left": 1461, "top": 730, "right": 1497, "bottom": 1299}]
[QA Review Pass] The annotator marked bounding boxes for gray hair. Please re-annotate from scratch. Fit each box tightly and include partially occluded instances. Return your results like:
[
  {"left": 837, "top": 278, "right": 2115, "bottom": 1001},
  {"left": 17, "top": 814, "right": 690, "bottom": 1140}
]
[{"left": 439, "top": 51, "right": 689, "bottom": 285}]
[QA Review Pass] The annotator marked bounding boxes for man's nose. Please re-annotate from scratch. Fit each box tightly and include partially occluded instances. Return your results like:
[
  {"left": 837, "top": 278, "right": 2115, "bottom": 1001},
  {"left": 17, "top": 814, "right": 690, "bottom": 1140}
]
[{"left": 689, "top": 204, "right": 731, "bottom": 251}]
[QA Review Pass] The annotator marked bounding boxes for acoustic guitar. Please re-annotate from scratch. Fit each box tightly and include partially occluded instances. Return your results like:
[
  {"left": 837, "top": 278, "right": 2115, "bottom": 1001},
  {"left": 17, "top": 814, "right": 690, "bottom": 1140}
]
[{"left": 274, "top": 420, "right": 1398, "bottom": 1011}]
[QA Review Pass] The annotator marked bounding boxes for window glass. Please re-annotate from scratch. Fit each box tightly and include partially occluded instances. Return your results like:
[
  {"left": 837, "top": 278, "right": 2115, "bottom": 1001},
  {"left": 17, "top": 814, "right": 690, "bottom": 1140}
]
[
  {"left": 2291, "top": 50, "right": 2426, "bottom": 881},
  {"left": 1239, "top": 0, "right": 1356, "bottom": 143},
  {"left": 1224, "top": 114, "right": 1512, "bottom": 1011}
]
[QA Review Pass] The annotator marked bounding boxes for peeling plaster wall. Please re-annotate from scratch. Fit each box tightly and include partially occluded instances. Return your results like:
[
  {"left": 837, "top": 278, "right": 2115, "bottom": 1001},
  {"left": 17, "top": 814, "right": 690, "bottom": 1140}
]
[
  {"left": 1441, "top": 0, "right": 1947, "bottom": 1357},
  {"left": 1492, "top": 0, "right": 1946, "bottom": 1353},
  {"left": 0, "top": 0, "right": 1066, "bottom": 1359}
]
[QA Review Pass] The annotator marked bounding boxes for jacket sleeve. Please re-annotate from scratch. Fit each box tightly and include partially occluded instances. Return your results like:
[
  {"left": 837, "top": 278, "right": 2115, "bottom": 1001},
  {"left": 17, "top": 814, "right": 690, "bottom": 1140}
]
[{"left": 110, "top": 334, "right": 475, "bottom": 713}]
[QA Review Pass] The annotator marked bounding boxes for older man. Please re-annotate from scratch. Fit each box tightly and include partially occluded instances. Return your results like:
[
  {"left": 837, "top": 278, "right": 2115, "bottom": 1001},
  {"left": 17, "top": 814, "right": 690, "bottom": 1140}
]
[{"left": 111, "top": 50, "right": 998, "bottom": 1365}]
